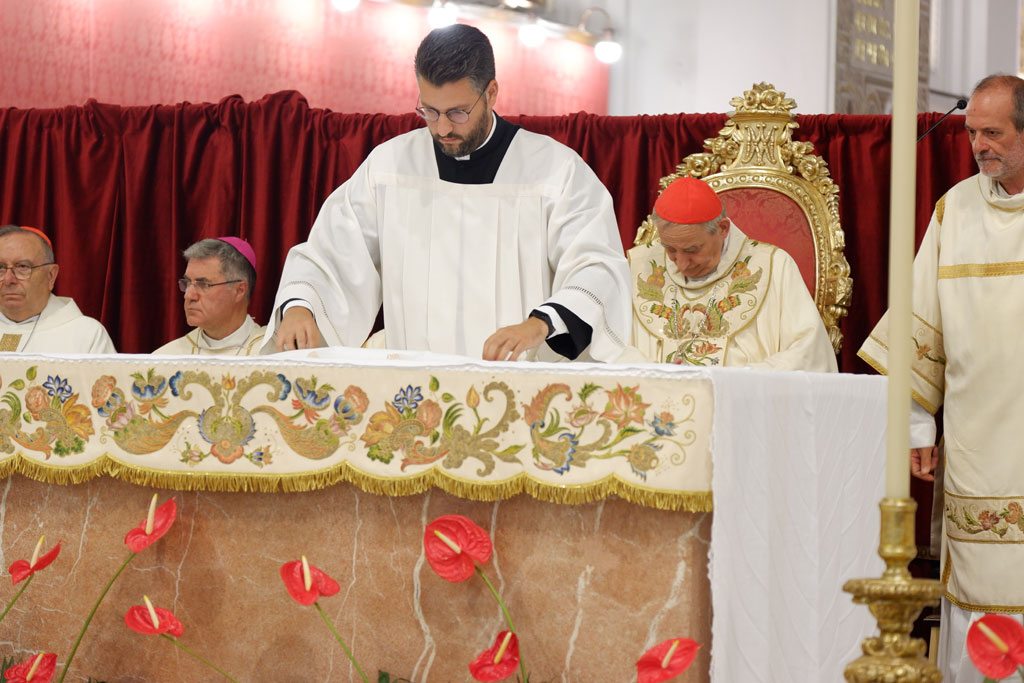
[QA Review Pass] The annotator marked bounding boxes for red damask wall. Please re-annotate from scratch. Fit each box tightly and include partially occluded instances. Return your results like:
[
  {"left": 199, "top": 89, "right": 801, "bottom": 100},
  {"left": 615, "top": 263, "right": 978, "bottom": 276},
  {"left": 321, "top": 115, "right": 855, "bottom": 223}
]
[{"left": 0, "top": 0, "right": 608, "bottom": 115}]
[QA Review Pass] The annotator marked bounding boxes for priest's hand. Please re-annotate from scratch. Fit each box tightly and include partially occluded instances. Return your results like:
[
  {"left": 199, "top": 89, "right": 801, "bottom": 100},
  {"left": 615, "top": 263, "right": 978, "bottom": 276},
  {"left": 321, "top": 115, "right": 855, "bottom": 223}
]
[
  {"left": 276, "top": 307, "right": 324, "bottom": 351},
  {"left": 482, "top": 318, "right": 548, "bottom": 361},
  {"left": 910, "top": 446, "right": 939, "bottom": 482}
]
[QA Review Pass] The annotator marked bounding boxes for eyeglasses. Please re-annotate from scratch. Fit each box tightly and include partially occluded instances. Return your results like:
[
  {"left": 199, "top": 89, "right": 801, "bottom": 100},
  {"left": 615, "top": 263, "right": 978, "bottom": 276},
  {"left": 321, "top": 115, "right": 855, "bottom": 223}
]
[
  {"left": 178, "top": 278, "right": 242, "bottom": 293},
  {"left": 415, "top": 88, "right": 486, "bottom": 124},
  {"left": 0, "top": 262, "right": 54, "bottom": 280}
]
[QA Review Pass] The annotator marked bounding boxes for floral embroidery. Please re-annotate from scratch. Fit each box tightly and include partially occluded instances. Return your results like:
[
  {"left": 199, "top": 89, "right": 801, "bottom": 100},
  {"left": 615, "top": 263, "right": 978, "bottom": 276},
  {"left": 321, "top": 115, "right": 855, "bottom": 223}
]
[
  {"left": 634, "top": 241, "right": 770, "bottom": 367},
  {"left": 601, "top": 385, "right": 651, "bottom": 430},
  {"left": 0, "top": 366, "right": 94, "bottom": 458},
  {"left": 0, "top": 361, "right": 706, "bottom": 490},
  {"left": 522, "top": 382, "right": 694, "bottom": 480},
  {"left": 912, "top": 336, "right": 946, "bottom": 365},
  {"left": 636, "top": 260, "right": 667, "bottom": 303},
  {"left": 946, "top": 498, "right": 1024, "bottom": 539}
]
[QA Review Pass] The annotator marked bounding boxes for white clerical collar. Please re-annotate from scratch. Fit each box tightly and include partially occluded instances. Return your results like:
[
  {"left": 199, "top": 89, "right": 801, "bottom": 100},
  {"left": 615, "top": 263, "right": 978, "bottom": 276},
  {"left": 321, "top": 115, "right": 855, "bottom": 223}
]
[
  {"left": 685, "top": 231, "right": 731, "bottom": 284},
  {"left": 197, "top": 315, "right": 255, "bottom": 351},
  {"left": 994, "top": 180, "right": 1024, "bottom": 197},
  {"left": 454, "top": 111, "right": 497, "bottom": 161},
  {"left": 0, "top": 311, "right": 40, "bottom": 326}
]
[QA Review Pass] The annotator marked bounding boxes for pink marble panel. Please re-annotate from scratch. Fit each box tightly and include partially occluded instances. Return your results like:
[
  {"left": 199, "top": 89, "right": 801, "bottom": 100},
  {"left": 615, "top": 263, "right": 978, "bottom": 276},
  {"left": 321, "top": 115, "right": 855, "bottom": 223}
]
[{"left": 0, "top": 475, "right": 710, "bottom": 681}]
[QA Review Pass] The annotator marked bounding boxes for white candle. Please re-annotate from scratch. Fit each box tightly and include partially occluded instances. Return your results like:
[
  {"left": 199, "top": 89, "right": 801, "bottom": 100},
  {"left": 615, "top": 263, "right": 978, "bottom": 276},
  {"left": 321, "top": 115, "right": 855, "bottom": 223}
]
[{"left": 885, "top": 0, "right": 919, "bottom": 499}]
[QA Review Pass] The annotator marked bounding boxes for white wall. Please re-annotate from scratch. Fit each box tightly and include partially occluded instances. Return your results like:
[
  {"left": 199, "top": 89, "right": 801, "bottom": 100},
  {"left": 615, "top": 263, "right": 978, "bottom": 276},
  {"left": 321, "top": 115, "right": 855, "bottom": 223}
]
[
  {"left": 549, "top": 0, "right": 836, "bottom": 115},
  {"left": 549, "top": 0, "right": 1019, "bottom": 115},
  {"left": 928, "top": 0, "right": 1019, "bottom": 112}
]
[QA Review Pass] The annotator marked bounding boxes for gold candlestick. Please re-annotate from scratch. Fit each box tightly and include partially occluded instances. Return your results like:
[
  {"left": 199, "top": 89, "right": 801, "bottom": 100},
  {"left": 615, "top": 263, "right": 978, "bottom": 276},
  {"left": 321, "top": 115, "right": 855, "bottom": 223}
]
[{"left": 843, "top": 498, "right": 944, "bottom": 681}]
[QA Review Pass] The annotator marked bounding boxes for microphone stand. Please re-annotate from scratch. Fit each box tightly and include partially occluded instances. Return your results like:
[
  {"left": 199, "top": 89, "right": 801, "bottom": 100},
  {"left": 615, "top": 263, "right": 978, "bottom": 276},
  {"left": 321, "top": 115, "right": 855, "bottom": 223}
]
[{"left": 917, "top": 98, "right": 967, "bottom": 142}]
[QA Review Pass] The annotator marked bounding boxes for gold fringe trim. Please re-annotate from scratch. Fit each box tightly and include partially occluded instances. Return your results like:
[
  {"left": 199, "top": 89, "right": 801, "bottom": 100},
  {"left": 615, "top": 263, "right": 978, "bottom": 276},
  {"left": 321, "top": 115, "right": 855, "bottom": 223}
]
[{"left": 0, "top": 456, "right": 712, "bottom": 512}]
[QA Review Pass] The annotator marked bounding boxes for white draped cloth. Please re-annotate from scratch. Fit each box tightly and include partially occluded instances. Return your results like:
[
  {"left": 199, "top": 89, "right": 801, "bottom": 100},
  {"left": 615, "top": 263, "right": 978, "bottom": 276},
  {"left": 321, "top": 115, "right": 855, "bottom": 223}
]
[
  {"left": 710, "top": 368, "right": 885, "bottom": 682},
  {"left": 153, "top": 315, "right": 266, "bottom": 356},
  {"left": 264, "top": 126, "right": 631, "bottom": 361},
  {"left": 0, "top": 295, "right": 115, "bottom": 354}
]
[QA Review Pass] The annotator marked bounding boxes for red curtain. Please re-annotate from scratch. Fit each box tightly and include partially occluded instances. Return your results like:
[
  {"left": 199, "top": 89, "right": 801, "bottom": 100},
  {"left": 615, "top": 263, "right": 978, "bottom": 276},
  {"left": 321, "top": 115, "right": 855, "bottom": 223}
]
[{"left": 0, "top": 91, "right": 977, "bottom": 367}]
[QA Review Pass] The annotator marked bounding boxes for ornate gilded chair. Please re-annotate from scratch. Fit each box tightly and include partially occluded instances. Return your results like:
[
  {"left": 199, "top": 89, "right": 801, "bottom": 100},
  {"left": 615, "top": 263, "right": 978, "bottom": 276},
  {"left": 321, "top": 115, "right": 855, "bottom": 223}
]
[{"left": 632, "top": 82, "right": 852, "bottom": 352}]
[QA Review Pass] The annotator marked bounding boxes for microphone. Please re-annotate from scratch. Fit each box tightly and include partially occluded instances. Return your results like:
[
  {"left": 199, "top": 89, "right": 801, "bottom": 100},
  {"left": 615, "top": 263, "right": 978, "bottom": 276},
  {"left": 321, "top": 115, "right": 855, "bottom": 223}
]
[{"left": 917, "top": 98, "right": 967, "bottom": 142}]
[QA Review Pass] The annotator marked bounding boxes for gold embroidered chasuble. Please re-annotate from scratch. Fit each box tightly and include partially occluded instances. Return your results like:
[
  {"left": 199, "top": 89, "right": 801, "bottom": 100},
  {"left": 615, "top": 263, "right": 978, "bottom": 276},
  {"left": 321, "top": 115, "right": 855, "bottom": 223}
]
[
  {"left": 859, "top": 173, "right": 1024, "bottom": 612},
  {"left": 153, "top": 315, "right": 266, "bottom": 356},
  {"left": 629, "top": 225, "right": 836, "bottom": 371}
]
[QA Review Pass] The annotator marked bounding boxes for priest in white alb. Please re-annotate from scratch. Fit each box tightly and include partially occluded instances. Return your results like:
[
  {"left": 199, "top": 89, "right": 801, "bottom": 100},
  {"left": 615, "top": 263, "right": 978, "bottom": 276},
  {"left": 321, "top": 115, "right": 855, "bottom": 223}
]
[
  {"left": 0, "top": 225, "right": 116, "bottom": 354},
  {"left": 628, "top": 176, "right": 836, "bottom": 371},
  {"left": 859, "top": 74, "right": 1024, "bottom": 682},
  {"left": 154, "top": 237, "right": 266, "bottom": 356},
  {"left": 264, "top": 24, "right": 630, "bottom": 363}
]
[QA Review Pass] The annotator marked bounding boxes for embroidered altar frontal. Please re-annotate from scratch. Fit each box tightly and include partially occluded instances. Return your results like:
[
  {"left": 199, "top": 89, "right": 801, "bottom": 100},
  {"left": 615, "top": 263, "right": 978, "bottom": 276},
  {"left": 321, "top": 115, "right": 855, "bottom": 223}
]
[{"left": 0, "top": 353, "right": 713, "bottom": 511}]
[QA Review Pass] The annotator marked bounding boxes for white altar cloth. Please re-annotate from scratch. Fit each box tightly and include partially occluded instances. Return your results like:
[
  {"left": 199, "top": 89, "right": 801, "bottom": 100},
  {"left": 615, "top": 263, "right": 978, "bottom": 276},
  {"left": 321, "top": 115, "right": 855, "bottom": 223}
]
[{"left": 710, "top": 368, "right": 886, "bottom": 682}]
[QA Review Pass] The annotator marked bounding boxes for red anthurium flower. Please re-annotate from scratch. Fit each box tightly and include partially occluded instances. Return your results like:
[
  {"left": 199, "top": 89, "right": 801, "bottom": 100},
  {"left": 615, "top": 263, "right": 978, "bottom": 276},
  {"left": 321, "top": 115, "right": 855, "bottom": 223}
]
[
  {"left": 423, "top": 514, "right": 493, "bottom": 582},
  {"left": 124, "top": 596, "right": 184, "bottom": 637},
  {"left": 468, "top": 631, "right": 519, "bottom": 682},
  {"left": 636, "top": 637, "right": 700, "bottom": 683},
  {"left": 124, "top": 496, "right": 177, "bottom": 553},
  {"left": 967, "top": 613, "right": 1024, "bottom": 679},
  {"left": 9, "top": 538, "right": 61, "bottom": 585},
  {"left": 280, "top": 556, "right": 340, "bottom": 606},
  {"left": 4, "top": 652, "right": 57, "bottom": 683}
]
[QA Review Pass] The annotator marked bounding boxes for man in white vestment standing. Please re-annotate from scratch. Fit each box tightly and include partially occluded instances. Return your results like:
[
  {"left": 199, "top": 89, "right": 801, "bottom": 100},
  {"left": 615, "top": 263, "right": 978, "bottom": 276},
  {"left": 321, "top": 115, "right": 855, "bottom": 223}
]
[
  {"left": 154, "top": 237, "right": 266, "bottom": 356},
  {"left": 266, "top": 24, "right": 630, "bottom": 362},
  {"left": 628, "top": 177, "right": 836, "bottom": 371},
  {"left": 858, "top": 74, "right": 1024, "bottom": 682},
  {"left": 0, "top": 225, "right": 115, "bottom": 354}
]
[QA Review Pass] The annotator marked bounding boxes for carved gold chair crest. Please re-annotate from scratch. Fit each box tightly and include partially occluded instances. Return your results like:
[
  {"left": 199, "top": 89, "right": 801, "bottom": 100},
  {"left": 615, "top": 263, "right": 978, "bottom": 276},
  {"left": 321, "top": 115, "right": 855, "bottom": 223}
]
[{"left": 633, "top": 83, "right": 852, "bottom": 352}]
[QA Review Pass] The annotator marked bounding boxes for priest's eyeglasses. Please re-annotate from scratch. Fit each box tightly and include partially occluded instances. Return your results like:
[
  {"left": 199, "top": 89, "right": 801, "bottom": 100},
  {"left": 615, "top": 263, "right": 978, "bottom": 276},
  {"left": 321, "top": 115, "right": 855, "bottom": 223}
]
[
  {"left": 415, "top": 89, "right": 486, "bottom": 124},
  {"left": 0, "top": 262, "right": 54, "bottom": 280},
  {"left": 178, "top": 278, "right": 242, "bottom": 293}
]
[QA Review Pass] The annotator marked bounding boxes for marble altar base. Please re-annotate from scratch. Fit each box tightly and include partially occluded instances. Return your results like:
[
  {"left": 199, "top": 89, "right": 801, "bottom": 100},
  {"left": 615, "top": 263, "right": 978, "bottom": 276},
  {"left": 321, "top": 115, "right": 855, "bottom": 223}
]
[{"left": 0, "top": 475, "right": 710, "bottom": 682}]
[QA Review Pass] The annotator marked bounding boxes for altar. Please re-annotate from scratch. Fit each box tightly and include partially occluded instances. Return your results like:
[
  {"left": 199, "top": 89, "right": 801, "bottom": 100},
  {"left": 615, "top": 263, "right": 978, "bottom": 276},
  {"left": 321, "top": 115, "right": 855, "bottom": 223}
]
[{"left": 0, "top": 352, "right": 885, "bottom": 681}]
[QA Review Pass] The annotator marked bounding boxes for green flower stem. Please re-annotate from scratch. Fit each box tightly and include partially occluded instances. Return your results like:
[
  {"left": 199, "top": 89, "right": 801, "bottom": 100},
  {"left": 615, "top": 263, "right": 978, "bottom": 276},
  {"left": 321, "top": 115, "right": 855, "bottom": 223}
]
[
  {"left": 314, "top": 601, "right": 369, "bottom": 683},
  {"left": 160, "top": 634, "right": 238, "bottom": 682},
  {"left": 475, "top": 565, "right": 528, "bottom": 683},
  {"left": 0, "top": 574, "right": 33, "bottom": 625},
  {"left": 57, "top": 551, "right": 135, "bottom": 683}
]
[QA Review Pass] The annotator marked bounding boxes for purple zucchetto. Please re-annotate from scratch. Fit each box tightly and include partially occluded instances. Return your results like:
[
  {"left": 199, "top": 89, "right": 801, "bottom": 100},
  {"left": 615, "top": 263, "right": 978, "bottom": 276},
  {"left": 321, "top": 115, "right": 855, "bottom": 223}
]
[{"left": 215, "top": 237, "right": 257, "bottom": 276}]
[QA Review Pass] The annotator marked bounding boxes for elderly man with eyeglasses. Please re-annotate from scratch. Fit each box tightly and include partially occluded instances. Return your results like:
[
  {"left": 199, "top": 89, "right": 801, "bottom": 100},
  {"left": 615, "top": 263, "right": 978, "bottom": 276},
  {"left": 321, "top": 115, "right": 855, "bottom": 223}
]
[
  {"left": 154, "top": 237, "right": 266, "bottom": 356},
  {"left": 266, "top": 24, "right": 630, "bottom": 362},
  {"left": 0, "top": 225, "right": 115, "bottom": 353}
]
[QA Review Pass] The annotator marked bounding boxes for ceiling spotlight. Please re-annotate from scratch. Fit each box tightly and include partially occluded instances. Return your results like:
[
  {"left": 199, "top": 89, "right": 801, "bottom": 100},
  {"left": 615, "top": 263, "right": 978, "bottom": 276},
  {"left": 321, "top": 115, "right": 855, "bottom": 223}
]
[
  {"left": 503, "top": 0, "right": 543, "bottom": 8},
  {"left": 428, "top": 0, "right": 458, "bottom": 28},
  {"left": 518, "top": 19, "right": 546, "bottom": 48},
  {"left": 594, "top": 30, "right": 622, "bottom": 64},
  {"left": 331, "top": 0, "right": 361, "bottom": 11},
  {"left": 578, "top": 8, "right": 623, "bottom": 64}
]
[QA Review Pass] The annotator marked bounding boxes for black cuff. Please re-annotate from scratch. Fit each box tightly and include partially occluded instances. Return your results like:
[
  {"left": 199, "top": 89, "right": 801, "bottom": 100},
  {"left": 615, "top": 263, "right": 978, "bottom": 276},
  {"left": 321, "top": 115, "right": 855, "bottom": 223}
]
[{"left": 541, "top": 303, "right": 592, "bottom": 361}]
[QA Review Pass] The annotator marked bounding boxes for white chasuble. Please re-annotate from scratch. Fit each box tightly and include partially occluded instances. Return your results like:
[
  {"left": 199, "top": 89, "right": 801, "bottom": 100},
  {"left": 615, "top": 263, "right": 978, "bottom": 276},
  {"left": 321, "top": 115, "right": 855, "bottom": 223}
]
[
  {"left": 264, "top": 127, "right": 630, "bottom": 361},
  {"left": 859, "top": 173, "right": 1024, "bottom": 611},
  {"left": 630, "top": 225, "right": 837, "bottom": 372},
  {"left": 153, "top": 315, "right": 266, "bottom": 356},
  {"left": 0, "top": 295, "right": 115, "bottom": 354}
]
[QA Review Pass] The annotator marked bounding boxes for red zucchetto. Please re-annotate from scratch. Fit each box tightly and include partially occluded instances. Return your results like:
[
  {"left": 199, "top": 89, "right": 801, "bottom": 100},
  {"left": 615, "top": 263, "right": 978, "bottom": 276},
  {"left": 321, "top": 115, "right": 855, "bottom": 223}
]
[{"left": 653, "top": 177, "right": 722, "bottom": 225}]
